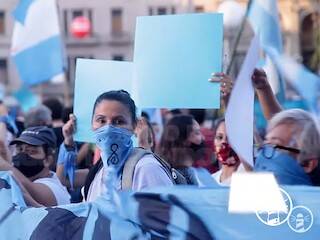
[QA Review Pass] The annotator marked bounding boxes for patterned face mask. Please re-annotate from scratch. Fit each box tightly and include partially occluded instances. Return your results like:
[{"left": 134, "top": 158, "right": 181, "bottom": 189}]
[{"left": 94, "top": 124, "right": 133, "bottom": 175}]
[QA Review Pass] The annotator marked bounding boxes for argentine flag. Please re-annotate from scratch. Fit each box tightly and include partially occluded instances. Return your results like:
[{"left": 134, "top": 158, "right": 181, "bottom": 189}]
[
  {"left": 248, "top": 0, "right": 286, "bottom": 101},
  {"left": 11, "top": 0, "right": 65, "bottom": 85},
  {"left": 248, "top": 0, "right": 320, "bottom": 112},
  {"left": 266, "top": 47, "right": 320, "bottom": 113}
]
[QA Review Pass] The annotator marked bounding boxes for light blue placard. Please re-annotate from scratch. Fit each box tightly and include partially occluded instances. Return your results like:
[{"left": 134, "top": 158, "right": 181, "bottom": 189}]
[
  {"left": 133, "top": 13, "right": 222, "bottom": 109},
  {"left": 74, "top": 59, "right": 133, "bottom": 142},
  {"left": 13, "top": 86, "right": 40, "bottom": 113}
]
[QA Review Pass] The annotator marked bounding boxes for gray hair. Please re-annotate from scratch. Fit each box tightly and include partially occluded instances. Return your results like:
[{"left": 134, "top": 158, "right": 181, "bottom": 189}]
[
  {"left": 24, "top": 105, "right": 52, "bottom": 128},
  {"left": 268, "top": 108, "right": 320, "bottom": 165}
]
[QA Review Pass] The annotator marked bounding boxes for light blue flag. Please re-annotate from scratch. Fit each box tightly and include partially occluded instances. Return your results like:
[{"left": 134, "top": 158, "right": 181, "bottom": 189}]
[
  {"left": 13, "top": 85, "right": 40, "bottom": 113},
  {"left": 266, "top": 47, "right": 320, "bottom": 113},
  {"left": 133, "top": 13, "right": 222, "bottom": 109},
  {"left": 248, "top": 0, "right": 283, "bottom": 53},
  {"left": 1, "top": 170, "right": 320, "bottom": 239},
  {"left": 11, "top": 0, "right": 65, "bottom": 85},
  {"left": 12, "top": 0, "right": 34, "bottom": 24},
  {"left": 74, "top": 59, "right": 133, "bottom": 142},
  {"left": 248, "top": 0, "right": 286, "bottom": 102}
]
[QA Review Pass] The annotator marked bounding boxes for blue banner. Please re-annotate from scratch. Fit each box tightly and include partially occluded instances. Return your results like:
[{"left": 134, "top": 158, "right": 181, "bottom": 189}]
[{"left": 1, "top": 171, "right": 319, "bottom": 239}]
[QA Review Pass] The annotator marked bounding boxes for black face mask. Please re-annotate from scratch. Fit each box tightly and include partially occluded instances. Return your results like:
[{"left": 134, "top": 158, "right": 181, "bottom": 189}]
[
  {"left": 190, "top": 141, "right": 206, "bottom": 160},
  {"left": 12, "top": 153, "right": 45, "bottom": 178}
]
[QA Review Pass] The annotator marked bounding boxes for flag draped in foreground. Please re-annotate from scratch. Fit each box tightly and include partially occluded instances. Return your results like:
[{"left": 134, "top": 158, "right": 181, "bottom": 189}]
[
  {"left": 11, "top": 0, "right": 65, "bottom": 85},
  {"left": 0, "top": 170, "right": 320, "bottom": 239}
]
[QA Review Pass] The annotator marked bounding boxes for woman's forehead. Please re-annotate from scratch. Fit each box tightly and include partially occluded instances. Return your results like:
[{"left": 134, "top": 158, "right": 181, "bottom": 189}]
[
  {"left": 94, "top": 100, "right": 131, "bottom": 116},
  {"left": 216, "top": 121, "right": 226, "bottom": 132}
]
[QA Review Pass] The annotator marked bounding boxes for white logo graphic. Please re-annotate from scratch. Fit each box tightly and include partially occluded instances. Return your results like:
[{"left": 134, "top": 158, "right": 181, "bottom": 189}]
[
  {"left": 287, "top": 206, "right": 314, "bottom": 233},
  {"left": 256, "top": 188, "right": 314, "bottom": 233},
  {"left": 256, "top": 188, "right": 293, "bottom": 226}
]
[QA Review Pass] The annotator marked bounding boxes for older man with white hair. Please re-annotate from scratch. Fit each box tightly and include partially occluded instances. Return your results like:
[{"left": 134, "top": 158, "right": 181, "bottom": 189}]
[{"left": 254, "top": 109, "right": 320, "bottom": 186}]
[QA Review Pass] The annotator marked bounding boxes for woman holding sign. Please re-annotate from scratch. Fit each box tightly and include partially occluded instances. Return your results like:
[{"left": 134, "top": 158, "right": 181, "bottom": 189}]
[
  {"left": 209, "top": 68, "right": 283, "bottom": 185},
  {"left": 58, "top": 90, "right": 174, "bottom": 202}
]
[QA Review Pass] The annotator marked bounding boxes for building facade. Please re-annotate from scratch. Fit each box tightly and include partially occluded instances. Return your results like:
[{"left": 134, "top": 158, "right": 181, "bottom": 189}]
[{"left": 0, "top": 0, "right": 319, "bottom": 103}]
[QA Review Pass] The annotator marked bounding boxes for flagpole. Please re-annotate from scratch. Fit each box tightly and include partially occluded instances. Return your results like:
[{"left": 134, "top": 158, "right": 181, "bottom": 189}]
[{"left": 226, "top": 0, "right": 253, "bottom": 75}]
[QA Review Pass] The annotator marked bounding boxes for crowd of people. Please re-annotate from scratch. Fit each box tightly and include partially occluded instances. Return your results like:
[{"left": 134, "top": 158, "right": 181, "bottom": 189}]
[{"left": 0, "top": 68, "right": 319, "bottom": 207}]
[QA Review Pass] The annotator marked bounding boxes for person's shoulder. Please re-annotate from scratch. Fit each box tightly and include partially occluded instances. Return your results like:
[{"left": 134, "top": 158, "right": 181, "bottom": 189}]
[
  {"left": 33, "top": 172, "right": 61, "bottom": 185},
  {"left": 34, "top": 172, "right": 70, "bottom": 204},
  {"left": 132, "top": 153, "right": 174, "bottom": 190},
  {"left": 135, "top": 153, "right": 161, "bottom": 168}
]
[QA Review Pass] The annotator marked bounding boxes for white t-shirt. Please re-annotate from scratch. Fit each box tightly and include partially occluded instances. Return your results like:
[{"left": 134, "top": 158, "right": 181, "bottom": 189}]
[
  {"left": 84, "top": 154, "right": 173, "bottom": 202},
  {"left": 211, "top": 164, "right": 246, "bottom": 186},
  {"left": 34, "top": 171, "right": 70, "bottom": 205}
]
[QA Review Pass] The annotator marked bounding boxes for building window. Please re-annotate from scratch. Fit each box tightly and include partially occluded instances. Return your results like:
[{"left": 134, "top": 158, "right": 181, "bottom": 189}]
[
  {"left": 72, "top": 10, "right": 83, "bottom": 19},
  {"left": 195, "top": 6, "right": 204, "bottom": 13},
  {"left": 111, "top": 8, "right": 123, "bottom": 34},
  {"left": 112, "top": 55, "right": 124, "bottom": 61},
  {"left": 66, "top": 55, "right": 93, "bottom": 83},
  {"left": 157, "top": 7, "right": 167, "bottom": 15},
  {"left": 149, "top": 7, "right": 175, "bottom": 16},
  {"left": 0, "top": 59, "right": 8, "bottom": 84},
  {"left": 148, "top": 7, "right": 153, "bottom": 16},
  {"left": 63, "top": 10, "right": 68, "bottom": 36},
  {"left": 0, "top": 11, "right": 5, "bottom": 34}
]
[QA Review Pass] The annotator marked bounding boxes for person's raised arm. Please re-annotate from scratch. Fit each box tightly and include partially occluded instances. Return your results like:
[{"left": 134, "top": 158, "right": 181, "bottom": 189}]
[
  {"left": 56, "top": 114, "right": 89, "bottom": 189},
  {"left": 0, "top": 158, "right": 57, "bottom": 206},
  {"left": 210, "top": 69, "right": 282, "bottom": 120},
  {"left": 63, "top": 114, "right": 76, "bottom": 147},
  {"left": 57, "top": 114, "right": 76, "bottom": 186},
  {"left": 210, "top": 72, "right": 233, "bottom": 109},
  {"left": 252, "top": 68, "right": 282, "bottom": 120}
]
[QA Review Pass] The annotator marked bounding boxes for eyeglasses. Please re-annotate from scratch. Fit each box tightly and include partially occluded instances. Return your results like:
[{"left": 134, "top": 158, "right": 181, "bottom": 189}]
[{"left": 258, "top": 144, "right": 301, "bottom": 159}]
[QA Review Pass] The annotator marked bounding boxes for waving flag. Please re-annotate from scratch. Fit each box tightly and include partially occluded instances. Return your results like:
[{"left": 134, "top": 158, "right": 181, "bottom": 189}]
[
  {"left": 11, "top": 0, "right": 65, "bottom": 85},
  {"left": 266, "top": 47, "right": 320, "bottom": 113},
  {"left": 248, "top": 0, "right": 320, "bottom": 112},
  {"left": 248, "top": 0, "right": 286, "bottom": 101}
]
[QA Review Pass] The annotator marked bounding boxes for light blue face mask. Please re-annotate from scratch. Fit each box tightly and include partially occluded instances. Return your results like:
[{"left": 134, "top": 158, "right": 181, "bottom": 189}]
[
  {"left": 254, "top": 145, "right": 312, "bottom": 186},
  {"left": 94, "top": 124, "right": 133, "bottom": 174}
]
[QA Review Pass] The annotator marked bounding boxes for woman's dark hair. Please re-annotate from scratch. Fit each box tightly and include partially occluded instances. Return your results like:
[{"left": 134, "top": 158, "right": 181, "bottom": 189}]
[
  {"left": 43, "top": 98, "right": 63, "bottom": 120},
  {"left": 146, "top": 118, "right": 156, "bottom": 152},
  {"left": 189, "top": 109, "right": 206, "bottom": 125},
  {"left": 157, "top": 114, "right": 195, "bottom": 167},
  {"left": 214, "top": 117, "right": 225, "bottom": 131},
  {"left": 62, "top": 106, "right": 73, "bottom": 124},
  {"left": 92, "top": 90, "right": 137, "bottom": 125}
]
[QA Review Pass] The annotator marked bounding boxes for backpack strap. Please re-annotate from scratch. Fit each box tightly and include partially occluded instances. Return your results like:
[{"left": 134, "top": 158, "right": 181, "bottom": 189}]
[
  {"left": 152, "top": 154, "right": 188, "bottom": 185},
  {"left": 121, "top": 147, "right": 188, "bottom": 190},
  {"left": 83, "top": 158, "right": 103, "bottom": 201},
  {"left": 121, "top": 147, "right": 152, "bottom": 190}
]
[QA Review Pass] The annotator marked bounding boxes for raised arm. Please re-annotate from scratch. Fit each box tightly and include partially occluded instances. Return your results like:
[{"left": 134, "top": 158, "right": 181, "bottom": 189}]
[
  {"left": 252, "top": 68, "right": 282, "bottom": 120},
  {"left": 210, "top": 69, "right": 282, "bottom": 120},
  {"left": 56, "top": 114, "right": 89, "bottom": 189},
  {"left": 0, "top": 158, "right": 57, "bottom": 206}
]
